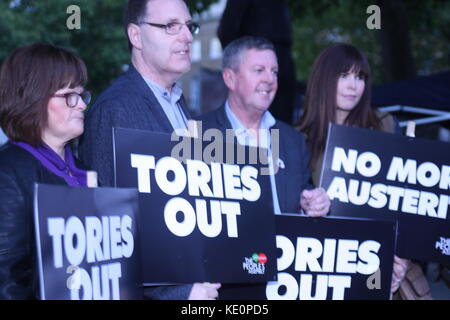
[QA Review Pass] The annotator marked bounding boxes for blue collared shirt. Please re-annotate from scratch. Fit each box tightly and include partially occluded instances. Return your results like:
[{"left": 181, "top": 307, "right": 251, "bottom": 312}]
[
  {"left": 225, "top": 101, "right": 282, "bottom": 214},
  {"left": 143, "top": 77, "right": 188, "bottom": 133}
]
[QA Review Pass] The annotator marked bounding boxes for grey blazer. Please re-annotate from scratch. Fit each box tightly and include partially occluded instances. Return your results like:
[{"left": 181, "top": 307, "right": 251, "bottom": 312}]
[
  {"left": 79, "top": 64, "right": 192, "bottom": 300},
  {"left": 196, "top": 104, "right": 312, "bottom": 214},
  {"left": 80, "top": 64, "right": 191, "bottom": 187}
]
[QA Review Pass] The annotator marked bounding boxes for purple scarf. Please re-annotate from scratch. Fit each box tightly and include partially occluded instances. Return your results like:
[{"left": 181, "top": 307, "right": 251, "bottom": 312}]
[{"left": 11, "top": 141, "right": 87, "bottom": 187}]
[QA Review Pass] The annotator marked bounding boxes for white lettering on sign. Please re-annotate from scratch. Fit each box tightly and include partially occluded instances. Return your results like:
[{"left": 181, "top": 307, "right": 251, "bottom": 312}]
[
  {"left": 130, "top": 154, "right": 262, "bottom": 238},
  {"left": 327, "top": 147, "right": 450, "bottom": 219},
  {"left": 47, "top": 215, "right": 134, "bottom": 300},
  {"left": 266, "top": 235, "right": 381, "bottom": 300}
]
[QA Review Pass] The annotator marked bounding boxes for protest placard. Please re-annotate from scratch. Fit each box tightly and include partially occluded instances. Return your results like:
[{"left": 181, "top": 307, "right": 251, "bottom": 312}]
[
  {"left": 34, "top": 184, "right": 142, "bottom": 300},
  {"left": 219, "top": 214, "right": 395, "bottom": 300},
  {"left": 114, "top": 128, "right": 277, "bottom": 283},
  {"left": 320, "top": 124, "right": 450, "bottom": 265}
]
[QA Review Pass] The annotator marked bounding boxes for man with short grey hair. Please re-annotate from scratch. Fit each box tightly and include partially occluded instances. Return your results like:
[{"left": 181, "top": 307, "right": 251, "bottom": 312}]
[{"left": 197, "top": 36, "right": 330, "bottom": 217}]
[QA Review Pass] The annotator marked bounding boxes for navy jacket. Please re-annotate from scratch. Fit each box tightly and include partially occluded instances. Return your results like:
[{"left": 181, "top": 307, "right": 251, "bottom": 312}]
[{"left": 196, "top": 105, "right": 312, "bottom": 214}]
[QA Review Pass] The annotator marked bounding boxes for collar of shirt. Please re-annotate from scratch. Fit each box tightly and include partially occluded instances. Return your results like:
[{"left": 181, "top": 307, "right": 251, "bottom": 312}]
[
  {"left": 224, "top": 100, "right": 276, "bottom": 149},
  {"left": 224, "top": 102, "right": 282, "bottom": 215},
  {"left": 143, "top": 77, "right": 183, "bottom": 105},
  {"left": 142, "top": 76, "right": 187, "bottom": 131}
]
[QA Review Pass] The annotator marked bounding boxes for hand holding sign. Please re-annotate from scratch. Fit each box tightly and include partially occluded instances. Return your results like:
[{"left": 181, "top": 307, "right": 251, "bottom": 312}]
[
  {"left": 391, "top": 255, "right": 410, "bottom": 293},
  {"left": 300, "top": 188, "right": 330, "bottom": 217}
]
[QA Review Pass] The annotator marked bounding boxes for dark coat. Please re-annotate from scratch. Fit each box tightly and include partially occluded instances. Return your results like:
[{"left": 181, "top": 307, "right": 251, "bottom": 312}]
[
  {"left": 0, "top": 143, "right": 80, "bottom": 299},
  {"left": 196, "top": 105, "right": 312, "bottom": 214}
]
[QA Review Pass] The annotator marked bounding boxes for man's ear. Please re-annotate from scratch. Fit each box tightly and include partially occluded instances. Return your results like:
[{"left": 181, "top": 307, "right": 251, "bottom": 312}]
[
  {"left": 222, "top": 68, "right": 237, "bottom": 91},
  {"left": 127, "top": 23, "right": 142, "bottom": 50}
]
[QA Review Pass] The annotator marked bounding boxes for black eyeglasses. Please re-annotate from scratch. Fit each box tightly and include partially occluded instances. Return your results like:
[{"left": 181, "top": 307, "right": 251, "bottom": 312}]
[
  {"left": 52, "top": 91, "right": 91, "bottom": 108},
  {"left": 140, "top": 21, "right": 200, "bottom": 35}
]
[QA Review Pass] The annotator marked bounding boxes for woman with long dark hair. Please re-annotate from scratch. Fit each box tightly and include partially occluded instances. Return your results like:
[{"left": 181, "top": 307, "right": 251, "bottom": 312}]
[
  {"left": 297, "top": 43, "right": 408, "bottom": 296},
  {"left": 298, "top": 43, "right": 398, "bottom": 186}
]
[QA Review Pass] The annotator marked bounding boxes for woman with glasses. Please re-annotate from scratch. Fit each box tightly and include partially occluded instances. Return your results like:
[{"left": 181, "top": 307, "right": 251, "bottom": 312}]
[{"left": 0, "top": 43, "right": 90, "bottom": 299}]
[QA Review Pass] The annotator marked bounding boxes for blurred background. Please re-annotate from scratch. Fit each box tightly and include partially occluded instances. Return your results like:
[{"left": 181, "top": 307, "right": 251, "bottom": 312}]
[
  {"left": 1, "top": 0, "right": 449, "bottom": 140},
  {"left": 0, "top": 0, "right": 449, "bottom": 298}
]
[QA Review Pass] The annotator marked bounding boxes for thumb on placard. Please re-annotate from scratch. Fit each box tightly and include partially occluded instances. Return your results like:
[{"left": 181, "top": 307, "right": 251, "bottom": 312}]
[{"left": 301, "top": 189, "right": 314, "bottom": 199}]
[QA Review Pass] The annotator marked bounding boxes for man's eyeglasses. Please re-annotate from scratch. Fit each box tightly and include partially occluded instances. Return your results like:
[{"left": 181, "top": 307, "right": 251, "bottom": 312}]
[
  {"left": 52, "top": 91, "right": 91, "bottom": 108},
  {"left": 140, "top": 21, "right": 200, "bottom": 35}
]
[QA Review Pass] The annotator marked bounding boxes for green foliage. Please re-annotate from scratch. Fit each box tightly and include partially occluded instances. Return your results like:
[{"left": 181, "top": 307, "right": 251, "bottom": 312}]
[
  {"left": 287, "top": 0, "right": 449, "bottom": 84},
  {"left": 0, "top": 0, "right": 128, "bottom": 98},
  {"left": 186, "top": 0, "right": 220, "bottom": 14},
  {"left": 289, "top": 0, "right": 380, "bottom": 83},
  {"left": 404, "top": 0, "right": 450, "bottom": 76},
  {"left": 1, "top": 0, "right": 447, "bottom": 93}
]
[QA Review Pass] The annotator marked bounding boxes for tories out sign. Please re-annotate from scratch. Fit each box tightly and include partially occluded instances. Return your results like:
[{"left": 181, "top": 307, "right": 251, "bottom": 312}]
[
  {"left": 320, "top": 124, "right": 450, "bottom": 265},
  {"left": 34, "top": 184, "right": 142, "bottom": 300},
  {"left": 219, "top": 214, "right": 395, "bottom": 300},
  {"left": 113, "top": 128, "right": 277, "bottom": 284}
]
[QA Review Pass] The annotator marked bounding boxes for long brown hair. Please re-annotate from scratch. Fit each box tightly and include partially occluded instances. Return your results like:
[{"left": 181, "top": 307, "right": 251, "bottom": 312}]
[
  {"left": 0, "top": 43, "right": 87, "bottom": 146},
  {"left": 298, "top": 43, "right": 381, "bottom": 169}
]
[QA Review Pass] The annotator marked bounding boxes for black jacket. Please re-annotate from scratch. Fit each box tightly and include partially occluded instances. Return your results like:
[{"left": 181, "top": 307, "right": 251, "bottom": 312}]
[{"left": 0, "top": 143, "right": 79, "bottom": 299}]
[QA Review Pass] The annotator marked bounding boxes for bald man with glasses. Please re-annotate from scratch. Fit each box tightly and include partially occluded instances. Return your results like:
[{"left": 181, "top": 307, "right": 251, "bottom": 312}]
[{"left": 80, "top": 0, "right": 220, "bottom": 300}]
